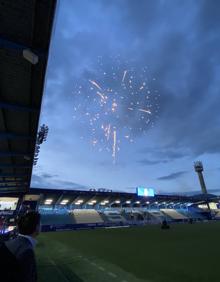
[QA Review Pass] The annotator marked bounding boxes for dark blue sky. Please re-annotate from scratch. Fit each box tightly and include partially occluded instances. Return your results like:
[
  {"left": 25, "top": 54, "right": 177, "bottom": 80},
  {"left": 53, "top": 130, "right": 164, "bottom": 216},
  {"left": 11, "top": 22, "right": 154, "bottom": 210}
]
[{"left": 31, "top": 0, "right": 220, "bottom": 194}]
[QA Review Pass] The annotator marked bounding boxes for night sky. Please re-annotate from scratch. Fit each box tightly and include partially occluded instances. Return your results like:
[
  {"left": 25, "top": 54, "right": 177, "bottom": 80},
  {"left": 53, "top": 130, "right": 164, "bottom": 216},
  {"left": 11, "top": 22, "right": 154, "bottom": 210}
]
[{"left": 31, "top": 0, "right": 220, "bottom": 194}]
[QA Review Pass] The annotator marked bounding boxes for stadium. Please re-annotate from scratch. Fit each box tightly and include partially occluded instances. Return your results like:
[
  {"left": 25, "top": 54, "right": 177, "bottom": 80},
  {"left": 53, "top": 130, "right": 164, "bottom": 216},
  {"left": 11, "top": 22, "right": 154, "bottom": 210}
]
[{"left": 1, "top": 1, "right": 220, "bottom": 282}]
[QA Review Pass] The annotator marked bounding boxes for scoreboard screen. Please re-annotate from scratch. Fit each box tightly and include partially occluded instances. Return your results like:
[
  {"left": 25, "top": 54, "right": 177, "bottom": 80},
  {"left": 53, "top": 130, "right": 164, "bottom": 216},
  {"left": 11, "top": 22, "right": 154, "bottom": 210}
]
[{"left": 136, "top": 187, "right": 155, "bottom": 197}]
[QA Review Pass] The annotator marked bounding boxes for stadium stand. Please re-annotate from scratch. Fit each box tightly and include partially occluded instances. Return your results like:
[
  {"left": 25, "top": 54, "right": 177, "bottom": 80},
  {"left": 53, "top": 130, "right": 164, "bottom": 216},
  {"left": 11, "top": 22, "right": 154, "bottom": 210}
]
[
  {"left": 1, "top": 186, "right": 217, "bottom": 236},
  {"left": 72, "top": 209, "right": 103, "bottom": 224},
  {"left": 103, "top": 210, "right": 126, "bottom": 223},
  {"left": 161, "top": 209, "right": 188, "bottom": 220},
  {"left": 214, "top": 210, "right": 220, "bottom": 219},
  {"left": 123, "top": 210, "right": 145, "bottom": 222},
  {"left": 184, "top": 207, "right": 207, "bottom": 220},
  {"left": 148, "top": 210, "right": 165, "bottom": 222}
]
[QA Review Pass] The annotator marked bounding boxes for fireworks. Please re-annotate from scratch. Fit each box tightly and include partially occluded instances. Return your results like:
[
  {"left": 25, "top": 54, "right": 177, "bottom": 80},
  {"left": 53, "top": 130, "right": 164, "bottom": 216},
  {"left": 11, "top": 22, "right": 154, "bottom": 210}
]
[
  {"left": 72, "top": 56, "right": 160, "bottom": 161},
  {"left": 89, "top": 79, "right": 102, "bottom": 91},
  {"left": 122, "top": 70, "right": 127, "bottom": 83},
  {"left": 138, "top": 109, "right": 152, "bottom": 114},
  {"left": 112, "top": 130, "right": 117, "bottom": 159}
]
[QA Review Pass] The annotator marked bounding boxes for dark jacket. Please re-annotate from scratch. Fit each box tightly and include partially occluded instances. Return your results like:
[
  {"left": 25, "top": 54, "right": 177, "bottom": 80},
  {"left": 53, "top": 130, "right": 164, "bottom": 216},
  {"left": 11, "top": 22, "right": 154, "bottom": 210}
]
[{"left": 5, "top": 236, "right": 37, "bottom": 282}]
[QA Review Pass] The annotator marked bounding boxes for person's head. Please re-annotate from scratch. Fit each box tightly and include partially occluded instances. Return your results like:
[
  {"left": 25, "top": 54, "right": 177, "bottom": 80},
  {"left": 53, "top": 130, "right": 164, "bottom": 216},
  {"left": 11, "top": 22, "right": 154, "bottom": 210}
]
[{"left": 17, "top": 211, "right": 41, "bottom": 237}]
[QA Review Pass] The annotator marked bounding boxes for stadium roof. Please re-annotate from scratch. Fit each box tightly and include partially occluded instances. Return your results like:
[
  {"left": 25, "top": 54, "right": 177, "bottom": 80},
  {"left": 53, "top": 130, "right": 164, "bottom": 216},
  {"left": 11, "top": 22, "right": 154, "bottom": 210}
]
[
  {"left": 0, "top": 0, "right": 56, "bottom": 194},
  {"left": 28, "top": 188, "right": 194, "bottom": 206}
]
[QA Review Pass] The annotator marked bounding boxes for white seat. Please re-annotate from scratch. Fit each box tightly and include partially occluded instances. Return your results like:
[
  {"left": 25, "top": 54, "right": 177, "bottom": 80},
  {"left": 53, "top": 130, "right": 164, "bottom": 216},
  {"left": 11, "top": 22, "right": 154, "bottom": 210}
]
[
  {"left": 161, "top": 209, "right": 187, "bottom": 219},
  {"left": 73, "top": 209, "right": 103, "bottom": 223}
]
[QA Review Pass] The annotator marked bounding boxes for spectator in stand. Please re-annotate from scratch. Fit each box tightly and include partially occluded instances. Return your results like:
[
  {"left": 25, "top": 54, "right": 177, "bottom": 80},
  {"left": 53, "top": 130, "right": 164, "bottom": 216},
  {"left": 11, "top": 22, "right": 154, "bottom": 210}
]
[{"left": 4, "top": 211, "right": 41, "bottom": 282}]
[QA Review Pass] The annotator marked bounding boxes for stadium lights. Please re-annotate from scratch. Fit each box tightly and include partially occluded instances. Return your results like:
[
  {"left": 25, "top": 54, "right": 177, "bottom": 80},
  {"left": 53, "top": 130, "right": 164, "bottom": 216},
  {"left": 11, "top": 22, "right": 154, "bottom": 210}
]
[
  {"left": 45, "top": 199, "right": 53, "bottom": 202},
  {"left": 75, "top": 199, "right": 84, "bottom": 205},
  {"left": 92, "top": 200, "right": 97, "bottom": 203},
  {"left": 100, "top": 202, "right": 106, "bottom": 205},
  {"left": 104, "top": 200, "right": 109, "bottom": 203},
  {"left": 34, "top": 124, "right": 49, "bottom": 166},
  {"left": 155, "top": 201, "right": 158, "bottom": 204},
  {"left": 23, "top": 49, "right": 39, "bottom": 64},
  {"left": 115, "top": 200, "right": 121, "bottom": 204},
  {"left": 136, "top": 201, "right": 140, "bottom": 204},
  {"left": 60, "top": 199, "right": 69, "bottom": 205},
  {"left": 146, "top": 201, "right": 150, "bottom": 204},
  {"left": 45, "top": 199, "right": 53, "bottom": 205},
  {"left": 88, "top": 202, "right": 94, "bottom": 205},
  {"left": 126, "top": 200, "right": 131, "bottom": 204}
]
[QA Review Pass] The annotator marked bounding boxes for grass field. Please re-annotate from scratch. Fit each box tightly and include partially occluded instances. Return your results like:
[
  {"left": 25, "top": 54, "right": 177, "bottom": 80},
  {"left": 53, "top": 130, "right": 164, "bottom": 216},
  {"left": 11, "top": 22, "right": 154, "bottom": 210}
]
[{"left": 36, "top": 222, "right": 220, "bottom": 282}]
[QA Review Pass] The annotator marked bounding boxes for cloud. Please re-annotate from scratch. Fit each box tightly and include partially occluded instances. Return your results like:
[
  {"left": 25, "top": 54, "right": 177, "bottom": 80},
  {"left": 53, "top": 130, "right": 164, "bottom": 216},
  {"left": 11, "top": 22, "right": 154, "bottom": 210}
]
[
  {"left": 138, "top": 147, "right": 189, "bottom": 166},
  {"left": 32, "top": 0, "right": 220, "bottom": 191},
  {"left": 138, "top": 159, "right": 169, "bottom": 166},
  {"left": 31, "top": 174, "right": 87, "bottom": 190},
  {"left": 157, "top": 171, "right": 187, "bottom": 181},
  {"left": 41, "top": 173, "right": 58, "bottom": 179},
  {"left": 47, "top": 0, "right": 220, "bottom": 158},
  {"left": 55, "top": 180, "right": 87, "bottom": 190}
]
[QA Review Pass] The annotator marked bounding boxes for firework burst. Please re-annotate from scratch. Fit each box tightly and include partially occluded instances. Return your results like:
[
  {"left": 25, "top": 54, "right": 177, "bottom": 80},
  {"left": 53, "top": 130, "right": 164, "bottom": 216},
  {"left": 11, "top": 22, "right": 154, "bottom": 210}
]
[{"left": 72, "top": 56, "right": 160, "bottom": 161}]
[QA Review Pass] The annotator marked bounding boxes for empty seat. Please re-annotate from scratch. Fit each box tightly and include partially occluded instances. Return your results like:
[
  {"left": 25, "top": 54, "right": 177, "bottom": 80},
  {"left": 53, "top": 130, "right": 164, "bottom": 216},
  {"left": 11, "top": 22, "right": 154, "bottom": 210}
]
[
  {"left": 148, "top": 210, "right": 165, "bottom": 222},
  {"left": 103, "top": 211, "right": 125, "bottom": 222},
  {"left": 161, "top": 209, "right": 187, "bottom": 220},
  {"left": 73, "top": 209, "right": 103, "bottom": 224},
  {"left": 214, "top": 210, "right": 220, "bottom": 219}
]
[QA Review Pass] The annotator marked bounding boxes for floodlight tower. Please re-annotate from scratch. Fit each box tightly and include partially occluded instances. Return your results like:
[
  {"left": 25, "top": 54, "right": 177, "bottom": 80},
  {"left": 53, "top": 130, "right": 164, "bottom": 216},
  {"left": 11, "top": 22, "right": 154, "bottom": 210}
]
[
  {"left": 194, "top": 161, "right": 207, "bottom": 194},
  {"left": 194, "top": 161, "right": 211, "bottom": 216}
]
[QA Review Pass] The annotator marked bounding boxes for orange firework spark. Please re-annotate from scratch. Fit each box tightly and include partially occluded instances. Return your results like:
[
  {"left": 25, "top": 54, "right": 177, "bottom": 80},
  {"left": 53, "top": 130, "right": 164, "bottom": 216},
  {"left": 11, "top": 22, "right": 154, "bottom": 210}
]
[
  {"left": 106, "top": 124, "right": 111, "bottom": 140},
  {"left": 122, "top": 70, "right": 127, "bottom": 83},
  {"left": 112, "top": 102, "right": 117, "bottom": 112},
  {"left": 89, "top": 79, "right": 102, "bottom": 91},
  {"left": 138, "top": 109, "right": 152, "bottom": 114},
  {"left": 112, "top": 130, "right": 117, "bottom": 159},
  {"left": 96, "top": 91, "right": 105, "bottom": 101}
]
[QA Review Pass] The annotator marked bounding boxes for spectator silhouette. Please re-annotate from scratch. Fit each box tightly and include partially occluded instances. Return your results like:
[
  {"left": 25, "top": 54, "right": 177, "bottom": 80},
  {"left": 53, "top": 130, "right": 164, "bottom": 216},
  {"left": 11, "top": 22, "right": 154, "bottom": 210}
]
[
  {"left": 3, "top": 211, "right": 41, "bottom": 282},
  {"left": 161, "top": 219, "right": 170, "bottom": 229}
]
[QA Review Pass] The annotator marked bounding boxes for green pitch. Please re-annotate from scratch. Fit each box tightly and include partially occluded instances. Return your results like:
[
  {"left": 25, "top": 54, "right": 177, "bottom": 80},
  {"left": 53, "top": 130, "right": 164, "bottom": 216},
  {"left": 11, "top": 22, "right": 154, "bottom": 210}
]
[{"left": 36, "top": 222, "right": 220, "bottom": 282}]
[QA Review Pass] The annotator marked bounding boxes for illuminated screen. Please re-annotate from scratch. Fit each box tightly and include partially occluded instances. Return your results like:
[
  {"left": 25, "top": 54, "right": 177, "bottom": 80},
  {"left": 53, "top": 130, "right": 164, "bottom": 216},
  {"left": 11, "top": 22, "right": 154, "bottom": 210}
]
[
  {"left": 0, "top": 197, "right": 19, "bottom": 211},
  {"left": 137, "top": 188, "right": 155, "bottom": 197}
]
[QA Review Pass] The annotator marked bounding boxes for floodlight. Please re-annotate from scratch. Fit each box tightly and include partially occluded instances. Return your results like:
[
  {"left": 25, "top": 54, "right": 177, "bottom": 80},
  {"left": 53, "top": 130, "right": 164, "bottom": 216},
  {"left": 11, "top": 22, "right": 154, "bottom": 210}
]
[
  {"left": 60, "top": 199, "right": 69, "bottom": 205},
  {"left": 45, "top": 199, "right": 53, "bottom": 202},
  {"left": 126, "top": 200, "right": 131, "bottom": 204},
  {"left": 45, "top": 199, "right": 53, "bottom": 205},
  {"left": 23, "top": 49, "right": 39, "bottom": 64}
]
